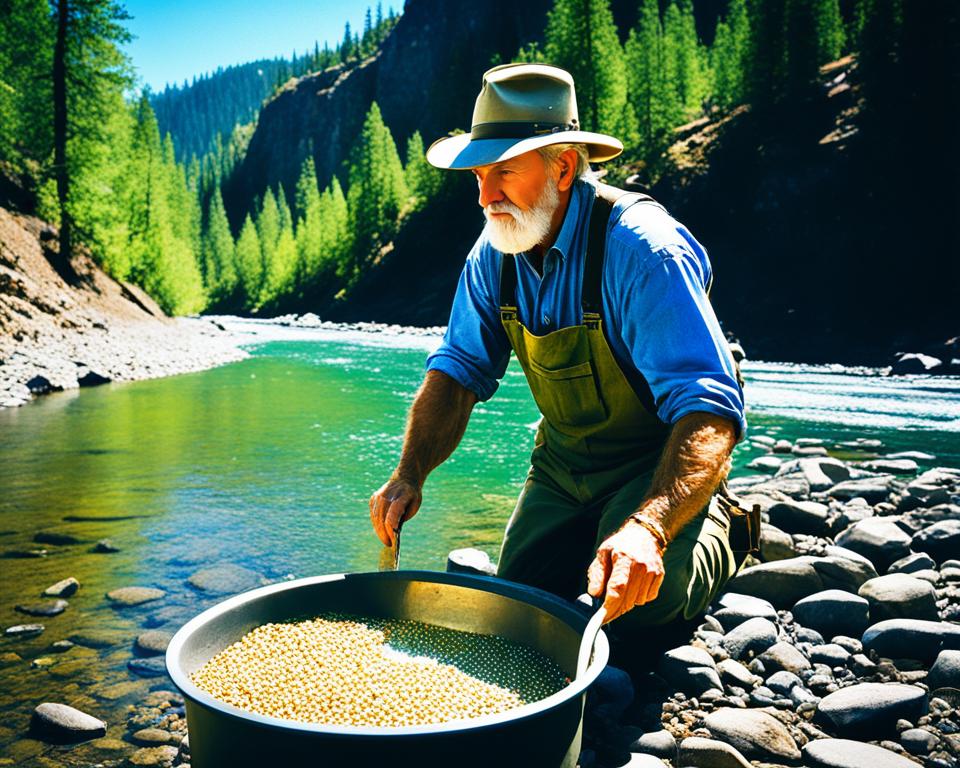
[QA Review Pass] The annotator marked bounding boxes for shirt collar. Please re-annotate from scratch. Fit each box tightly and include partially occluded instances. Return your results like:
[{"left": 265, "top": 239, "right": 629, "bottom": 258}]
[{"left": 546, "top": 177, "right": 593, "bottom": 263}]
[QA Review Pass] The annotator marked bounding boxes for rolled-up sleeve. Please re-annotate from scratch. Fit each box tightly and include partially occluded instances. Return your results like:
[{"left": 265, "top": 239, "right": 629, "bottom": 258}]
[
  {"left": 616, "top": 242, "right": 746, "bottom": 438},
  {"left": 425, "top": 238, "right": 511, "bottom": 401}
]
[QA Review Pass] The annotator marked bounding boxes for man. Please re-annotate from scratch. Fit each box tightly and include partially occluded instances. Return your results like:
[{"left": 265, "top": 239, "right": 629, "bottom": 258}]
[{"left": 370, "top": 63, "right": 748, "bottom": 634}]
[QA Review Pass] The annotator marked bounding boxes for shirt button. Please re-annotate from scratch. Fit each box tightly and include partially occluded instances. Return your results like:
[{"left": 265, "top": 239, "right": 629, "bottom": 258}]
[{"left": 542, "top": 314, "right": 551, "bottom": 326}]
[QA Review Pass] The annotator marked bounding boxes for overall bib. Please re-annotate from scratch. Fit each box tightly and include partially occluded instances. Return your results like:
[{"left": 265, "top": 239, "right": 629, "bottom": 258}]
[{"left": 495, "top": 184, "right": 740, "bottom": 631}]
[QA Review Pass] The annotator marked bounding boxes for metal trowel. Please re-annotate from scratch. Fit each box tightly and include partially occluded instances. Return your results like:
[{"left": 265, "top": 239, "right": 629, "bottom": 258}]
[{"left": 377, "top": 525, "right": 401, "bottom": 571}]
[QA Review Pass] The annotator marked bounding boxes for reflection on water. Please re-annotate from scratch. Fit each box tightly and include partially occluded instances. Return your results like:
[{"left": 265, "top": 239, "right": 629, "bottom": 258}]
[{"left": 1, "top": 330, "right": 959, "bottom": 762}]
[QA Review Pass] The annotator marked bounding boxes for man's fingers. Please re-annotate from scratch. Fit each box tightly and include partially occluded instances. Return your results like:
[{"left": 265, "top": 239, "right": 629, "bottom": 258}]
[
  {"left": 586, "top": 549, "right": 611, "bottom": 598},
  {"left": 370, "top": 495, "right": 390, "bottom": 546},
  {"left": 639, "top": 568, "right": 665, "bottom": 606},
  {"left": 384, "top": 497, "right": 408, "bottom": 546},
  {"left": 601, "top": 558, "right": 632, "bottom": 622}
]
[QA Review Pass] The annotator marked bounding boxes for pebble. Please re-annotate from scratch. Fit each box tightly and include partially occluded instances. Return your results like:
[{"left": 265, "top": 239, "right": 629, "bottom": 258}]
[
  {"left": 702, "top": 708, "right": 801, "bottom": 761},
  {"left": 716, "top": 658, "right": 761, "bottom": 689},
  {"left": 42, "top": 577, "right": 79, "bottom": 597},
  {"left": 721, "top": 617, "right": 779, "bottom": 660},
  {"left": 93, "top": 538, "right": 120, "bottom": 553},
  {"left": 815, "top": 682, "right": 928, "bottom": 738},
  {"left": 15, "top": 599, "right": 68, "bottom": 617},
  {"left": 901, "top": 727, "right": 939, "bottom": 755},
  {"left": 792, "top": 590, "right": 870, "bottom": 638},
  {"left": 106, "top": 586, "right": 165, "bottom": 606},
  {"left": 678, "top": 735, "right": 752, "bottom": 768},
  {"left": 858, "top": 573, "right": 939, "bottom": 622},
  {"left": 809, "top": 643, "right": 851, "bottom": 666},
  {"left": 131, "top": 727, "right": 173, "bottom": 745},
  {"left": 803, "top": 738, "right": 922, "bottom": 767},
  {"left": 127, "top": 745, "right": 179, "bottom": 766},
  {"left": 30, "top": 702, "right": 106, "bottom": 743}
]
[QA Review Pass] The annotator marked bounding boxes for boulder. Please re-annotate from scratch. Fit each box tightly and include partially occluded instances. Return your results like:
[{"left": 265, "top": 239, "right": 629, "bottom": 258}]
[
  {"left": 759, "top": 524, "right": 797, "bottom": 561},
  {"left": 827, "top": 476, "right": 898, "bottom": 505},
  {"left": 911, "top": 520, "right": 960, "bottom": 564},
  {"left": 678, "top": 736, "right": 752, "bottom": 768},
  {"left": 858, "top": 459, "right": 918, "bottom": 475},
  {"left": 726, "top": 557, "right": 822, "bottom": 607},
  {"left": 702, "top": 708, "right": 801, "bottom": 762},
  {"left": 748, "top": 456, "right": 783, "bottom": 472},
  {"left": 890, "top": 353, "right": 941, "bottom": 375},
  {"left": 712, "top": 593, "right": 778, "bottom": 630},
  {"left": 792, "top": 590, "right": 870, "bottom": 638},
  {"left": 721, "top": 617, "right": 779, "bottom": 660},
  {"left": 814, "top": 683, "right": 927, "bottom": 739},
  {"left": 887, "top": 552, "right": 936, "bottom": 574},
  {"left": 659, "top": 646, "right": 722, "bottom": 696},
  {"left": 862, "top": 619, "right": 960, "bottom": 663},
  {"left": 767, "top": 499, "right": 830, "bottom": 536},
  {"left": 857, "top": 574, "right": 938, "bottom": 622},
  {"left": 629, "top": 729, "right": 676, "bottom": 760},
  {"left": 833, "top": 518, "right": 911, "bottom": 572},
  {"left": 30, "top": 702, "right": 106, "bottom": 744},
  {"left": 803, "top": 738, "right": 921, "bottom": 768},
  {"left": 926, "top": 650, "right": 960, "bottom": 690}
]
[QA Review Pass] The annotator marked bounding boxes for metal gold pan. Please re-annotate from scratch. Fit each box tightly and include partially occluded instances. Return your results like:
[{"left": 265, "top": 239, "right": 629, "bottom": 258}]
[{"left": 166, "top": 570, "right": 609, "bottom": 768}]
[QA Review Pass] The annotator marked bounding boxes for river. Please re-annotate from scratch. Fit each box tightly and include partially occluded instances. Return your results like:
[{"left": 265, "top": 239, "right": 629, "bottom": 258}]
[{"left": 0, "top": 319, "right": 958, "bottom": 763}]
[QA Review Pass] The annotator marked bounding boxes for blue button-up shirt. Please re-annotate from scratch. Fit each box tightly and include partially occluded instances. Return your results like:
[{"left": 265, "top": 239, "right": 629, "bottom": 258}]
[{"left": 426, "top": 177, "right": 746, "bottom": 436}]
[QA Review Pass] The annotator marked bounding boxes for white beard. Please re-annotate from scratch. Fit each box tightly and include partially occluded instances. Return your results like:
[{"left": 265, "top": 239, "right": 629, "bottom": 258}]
[{"left": 482, "top": 176, "right": 559, "bottom": 255}]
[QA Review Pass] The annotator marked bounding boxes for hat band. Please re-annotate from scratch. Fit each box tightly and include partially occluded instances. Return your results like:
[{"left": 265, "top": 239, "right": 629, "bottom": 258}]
[{"left": 471, "top": 119, "right": 580, "bottom": 140}]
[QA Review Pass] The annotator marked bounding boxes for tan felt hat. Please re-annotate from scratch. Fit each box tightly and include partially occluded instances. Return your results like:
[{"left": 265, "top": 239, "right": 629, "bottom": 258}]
[{"left": 425, "top": 63, "right": 623, "bottom": 170}]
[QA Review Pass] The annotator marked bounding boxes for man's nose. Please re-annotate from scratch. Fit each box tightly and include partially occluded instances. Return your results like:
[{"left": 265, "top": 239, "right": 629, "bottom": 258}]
[{"left": 477, "top": 173, "right": 503, "bottom": 208}]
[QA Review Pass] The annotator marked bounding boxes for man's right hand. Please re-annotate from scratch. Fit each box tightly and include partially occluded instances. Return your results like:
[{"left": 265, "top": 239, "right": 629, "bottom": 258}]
[{"left": 369, "top": 475, "right": 422, "bottom": 547}]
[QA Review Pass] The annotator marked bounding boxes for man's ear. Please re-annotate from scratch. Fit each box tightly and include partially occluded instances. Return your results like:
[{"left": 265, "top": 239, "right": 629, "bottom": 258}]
[{"left": 556, "top": 148, "right": 578, "bottom": 192}]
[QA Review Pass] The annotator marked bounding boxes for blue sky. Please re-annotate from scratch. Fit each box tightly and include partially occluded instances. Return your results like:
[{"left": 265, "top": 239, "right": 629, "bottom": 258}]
[{"left": 123, "top": 0, "right": 393, "bottom": 93}]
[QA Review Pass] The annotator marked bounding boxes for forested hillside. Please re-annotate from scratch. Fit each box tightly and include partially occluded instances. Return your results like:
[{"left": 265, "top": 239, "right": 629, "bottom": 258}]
[{"left": 2, "top": 0, "right": 956, "bottom": 363}]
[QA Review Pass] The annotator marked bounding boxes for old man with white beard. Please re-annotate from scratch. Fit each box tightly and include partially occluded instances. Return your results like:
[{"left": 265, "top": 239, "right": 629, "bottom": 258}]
[{"left": 369, "top": 63, "right": 752, "bottom": 655}]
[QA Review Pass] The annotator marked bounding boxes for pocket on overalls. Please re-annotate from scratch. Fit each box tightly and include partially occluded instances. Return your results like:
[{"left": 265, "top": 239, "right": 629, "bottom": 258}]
[{"left": 527, "top": 358, "right": 608, "bottom": 428}]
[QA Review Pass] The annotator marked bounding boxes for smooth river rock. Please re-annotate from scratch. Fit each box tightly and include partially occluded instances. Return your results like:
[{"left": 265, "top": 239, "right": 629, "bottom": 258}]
[
  {"left": 712, "top": 593, "right": 778, "bottom": 630},
  {"left": 927, "top": 650, "right": 960, "bottom": 690},
  {"left": 186, "top": 563, "right": 264, "bottom": 595},
  {"left": 678, "top": 736, "right": 752, "bottom": 768},
  {"left": 106, "top": 586, "right": 165, "bottom": 606},
  {"left": 803, "top": 738, "right": 920, "bottom": 768},
  {"left": 30, "top": 702, "right": 106, "bottom": 743},
  {"left": 911, "top": 519, "right": 960, "bottom": 564},
  {"left": 767, "top": 499, "right": 831, "bottom": 536},
  {"left": 15, "top": 599, "right": 68, "bottom": 617},
  {"left": 862, "top": 619, "right": 960, "bottom": 662},
  {"left": 135, "top": 630, "right": 173, "bottom": 655},
  {"left": 814, "top": 683, "right": 928, "bottom": 738},
  {"left": 857, "top": 573, "right": 939, "bottom": 622},
  {"left": 4, "top": 623, "right": 44, "bottom": 638},
  {"left": 756, "top": 641, "right": 811, "bottom": 675},
  {"left": 702, "top": 708, "right": 801, "bottom": 762},
  {"left": 446, "top": 547, "right": 497, "bottom": 576},
  {"left": 42, "top": 577, "right": 79, "bottom": 597},
  {"left": 721, "top": 617, "right": 779, "bottom": 660},
  {"left": 658, "top": 646, "right": 722, "bottom": 696},
  {"left": 792, "top": 589, "right": 870, "bottom": 638},
  {"left": 833, "top": 518, "right": 911, "bottom": 572},
  {"left": 728, "top": 552, "right": 876, "bottom": 608}
]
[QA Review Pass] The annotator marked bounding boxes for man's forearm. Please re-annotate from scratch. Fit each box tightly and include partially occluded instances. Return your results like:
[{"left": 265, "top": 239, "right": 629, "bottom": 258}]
[
  {"left": 395, "top": 369, "right": 478, "bottom": 486},
  {"left": 631, "top": 412, "right": 737, "bottom": 542}
]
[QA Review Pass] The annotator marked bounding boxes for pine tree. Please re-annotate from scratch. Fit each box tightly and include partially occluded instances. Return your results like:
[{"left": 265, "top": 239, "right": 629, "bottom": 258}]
[
  {"left": 814, "top": 0, "right": 845, "bottom": 63},
  {"left": 294, "top": 156, "right": 324, "bottom": 284},
  {"left": 709, "top": 0, "right": 750, "bottom": 108},
  {"left": 327, "top": 176, "right": 352, "bottom": 277},
  {"left": 202, "top": 186, "right": 237, "bottom": 303},
  {"left": 543, "top": 0, "right": 630, "bottom": 137},
  {"left": 346, "top": 102, "right": 408, "bottom": 275},
  {"left": 255, "top": 187, "right": 281, "bottom": 305},
  {"left": 235, "top": 214, "right": 262, "bottom": 307},
  {"left": 404, "top": 131, "right": 442, "bottom": 209},
  {"left": 746, "top": 0, "right": 788, "bottom": 111},
  {"left": 625, "top": 0, "right": 667, "bottom": 154},
  {"left": 668, "top": 0, "right": 709, "bottom": 116},
  {"left": 362, "top": 7, "right": 374, "bottom": 56},
  {"left": 340, "top": 22, "right": 353, "bottom": 62}
]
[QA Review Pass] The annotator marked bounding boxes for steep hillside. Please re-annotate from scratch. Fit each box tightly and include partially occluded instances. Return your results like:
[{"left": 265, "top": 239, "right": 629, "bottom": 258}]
[{"left": 0, "top": 187, "right": 245, "bottom": 408}]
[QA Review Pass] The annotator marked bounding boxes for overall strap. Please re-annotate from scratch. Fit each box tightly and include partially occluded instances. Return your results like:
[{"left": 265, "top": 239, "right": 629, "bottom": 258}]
[
  {"left": 582, "top": 182, "right": 664, "bottom": 417},
  {"left": 499, "top": 253, "right": 517, "bottom": 317}
]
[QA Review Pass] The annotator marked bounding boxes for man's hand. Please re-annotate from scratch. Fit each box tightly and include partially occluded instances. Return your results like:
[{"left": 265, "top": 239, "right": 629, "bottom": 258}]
[
  {"left": 586, "top": 520, "right": 665, "bottom": 623},
  {"left": 369, "top": 476, "right": 422, "bottom": 547}
]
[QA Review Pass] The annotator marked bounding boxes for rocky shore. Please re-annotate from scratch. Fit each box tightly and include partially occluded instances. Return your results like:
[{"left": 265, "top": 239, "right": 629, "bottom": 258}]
[
  {"left": 1, "top": 432, "right": 956, "bottom": 767},
  {"left": 0, "top": 206, "right": 247, "bottom": 410}
]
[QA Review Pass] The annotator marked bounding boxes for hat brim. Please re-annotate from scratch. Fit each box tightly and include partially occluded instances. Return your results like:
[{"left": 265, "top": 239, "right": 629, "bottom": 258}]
[{"left": 425, "top": 130, "right": 623, "bottom": 170}]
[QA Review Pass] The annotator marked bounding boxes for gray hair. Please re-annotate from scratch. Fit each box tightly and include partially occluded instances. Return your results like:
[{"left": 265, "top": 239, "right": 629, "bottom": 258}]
[{"left": 536, "top": 143, "right": 592, "bottom": 179}]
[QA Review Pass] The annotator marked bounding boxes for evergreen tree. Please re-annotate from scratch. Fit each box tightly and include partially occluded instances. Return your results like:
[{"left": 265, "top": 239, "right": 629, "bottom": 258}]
[
  {"left": 543, "top": 0, "right": 630, "bottom": 137},
  {"left": 404, "top": 130, "right": 442, "bottom": 209},
  {"left": 625, "top": 0, "right": 671, "bottom": 157},
  {"left": 256, "top": 187, "right": 281, "bottom": 304},
  {"left": 362, "top": 7, "right": 374, "bottom": 56},
  {"left": 327, "top": 176, "right": 353, "bottom": 277},
  {"left": 746, "top": 0, "right": 788, "bottom": 111},
  {"left": 235, "top": 214, "right": 262, "bottom": 307},
  {"left": 340, "top": 22, "right": 354, "bottom": 62},
  {"left": 784, "top": 0, "right": 821, "bottom": 104},
  {"left": 814, "top": 0, "right": 845, "bottom": 63},
  {"left": 202, "top": 186, "right": 237, "bottom": 303},
  {"left": 294, "top": 156, "right": 324, "bottom": 285},
  {"left": 667, "top": 0, "right": 709, "bottom": 116},
  {"left": 346, "top": 102, "right": 407, "bottom": 274},
  {"left": 710, "top": 0, "right": 750, "bottom": 109}
]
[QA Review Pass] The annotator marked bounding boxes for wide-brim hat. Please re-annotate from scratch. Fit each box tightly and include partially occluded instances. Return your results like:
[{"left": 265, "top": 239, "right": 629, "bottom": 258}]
[{"left": 426, "top": 63, "right": 623, "bottom": 170}]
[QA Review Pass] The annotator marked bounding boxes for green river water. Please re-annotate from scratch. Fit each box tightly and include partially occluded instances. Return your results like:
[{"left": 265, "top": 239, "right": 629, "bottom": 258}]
[{"left": 1, "top": 322, "right": 958, "bottom": 764}]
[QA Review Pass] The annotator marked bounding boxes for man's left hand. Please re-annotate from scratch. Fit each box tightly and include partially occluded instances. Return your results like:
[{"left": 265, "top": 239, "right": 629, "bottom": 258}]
[{"left": 586, "top": 520, "right": 666, "bottom": 623}]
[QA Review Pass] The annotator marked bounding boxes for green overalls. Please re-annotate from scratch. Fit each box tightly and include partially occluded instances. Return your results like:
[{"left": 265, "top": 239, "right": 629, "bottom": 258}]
[{"left": 495, "top": 184, "right": 740, "bottom": 632}]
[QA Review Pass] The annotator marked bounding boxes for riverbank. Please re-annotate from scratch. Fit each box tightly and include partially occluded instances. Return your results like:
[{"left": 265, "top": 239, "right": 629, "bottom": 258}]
[
  {"left": 1, "top": 429, "right": 958, "bottom": 767},
  {"left": 0, "top": 206, "right": 248, "bottom": 409}
]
